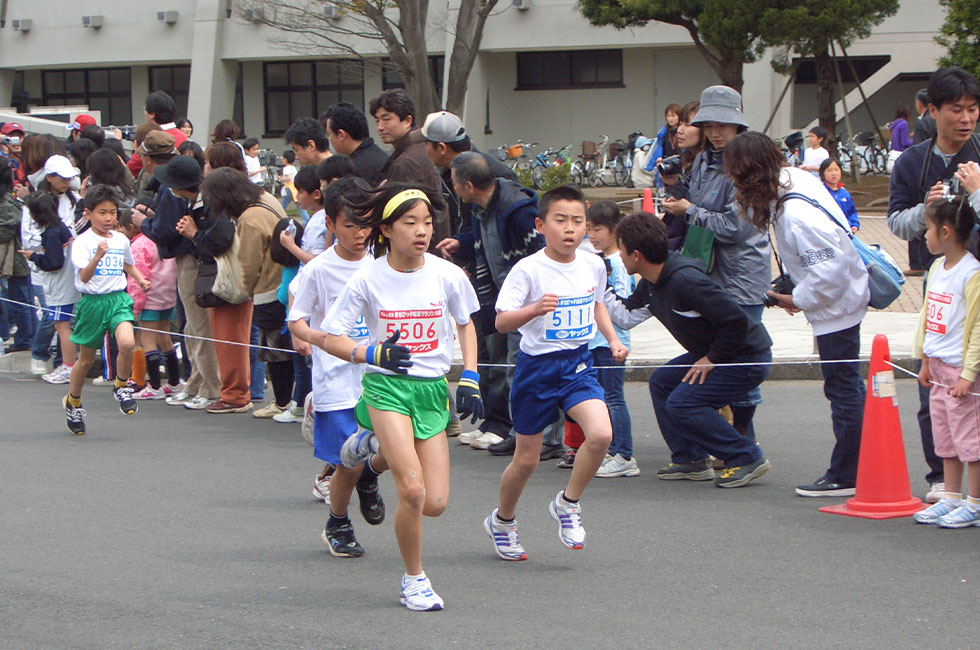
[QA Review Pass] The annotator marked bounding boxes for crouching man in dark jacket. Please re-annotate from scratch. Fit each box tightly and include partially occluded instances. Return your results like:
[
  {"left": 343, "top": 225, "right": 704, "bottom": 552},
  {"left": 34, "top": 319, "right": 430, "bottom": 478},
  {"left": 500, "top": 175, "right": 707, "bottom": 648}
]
[{"left": 605, "top": 212, "right": 773, "bottom": 488}]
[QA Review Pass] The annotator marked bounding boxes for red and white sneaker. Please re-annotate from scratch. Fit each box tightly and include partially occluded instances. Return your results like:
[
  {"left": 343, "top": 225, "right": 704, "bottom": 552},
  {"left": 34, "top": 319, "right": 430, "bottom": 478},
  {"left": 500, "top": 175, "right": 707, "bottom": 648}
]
[
  {"left": 313, "top": 470, "right": 332, "bottom": 504},
  {"left": 134, "top": 385, "right": 166, "bottom": 400}
]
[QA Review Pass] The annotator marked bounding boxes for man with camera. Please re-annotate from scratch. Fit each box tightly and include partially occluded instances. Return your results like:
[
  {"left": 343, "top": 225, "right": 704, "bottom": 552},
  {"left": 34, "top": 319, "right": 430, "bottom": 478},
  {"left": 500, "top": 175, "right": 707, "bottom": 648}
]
[
  {"left": 888, "top": 66, "right": 980, "bottom": 503},
  {"left": 1, "top": 122, "right": 26, "bottom": 185}
]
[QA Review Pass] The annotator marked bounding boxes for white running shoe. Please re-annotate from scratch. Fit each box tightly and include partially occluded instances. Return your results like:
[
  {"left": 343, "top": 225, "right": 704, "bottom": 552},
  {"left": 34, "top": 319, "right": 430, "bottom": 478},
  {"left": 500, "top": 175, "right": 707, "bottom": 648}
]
[
  {"left": 483, "top": 509, "right": 527, "bottom": 561},
  {"left": 31, "top": 358, "right": 48, "bottom": 375},
  {"left": 595, "top": 453, "right": 641, "bottom": 478},
  {"left": 273, "top": 401, "right": 303, "bottom": 423},
  {"left": 457, "top": 429, "right": 482, "bottom": 445},
  {"left": 252, "top": 401, "right": 287, "bottom": 418},
  {"left": 913, "top": 498, "right": 960, "bottom": 524},
  {"left": 399, "top": 574, "right": 444, "bottom": 612},
  {"left": 134, "top": 385, "right": 166, "bottom": 400},
  {"left": 339, "top": 429, "right": 379, "bottom": 468},
  {"left": 41, "top": 365, "right": 72, "bottom": 385},
  {"left": 312, "top": 472, "right": 331, "bottom": 504},
  {"left": 470, "top": 431, "right": 503, "bottom": 450},
  {"left": 183, "top": 395, "right": 215, "bottom": 410},
  {"left": 161, "top": 382, "right": 182, "bottom": 397},
  {"left": 548, "top": 491, "right": 585, "bottom": 550},
  {"left": 166, "top": 391, "right": 193, "bottom": 405},
  {"left": 92, "top": 376, "right": 113, "bottom": 387},
  {"left": 925, "top": 482, "right": 945, "bottom": 504}
]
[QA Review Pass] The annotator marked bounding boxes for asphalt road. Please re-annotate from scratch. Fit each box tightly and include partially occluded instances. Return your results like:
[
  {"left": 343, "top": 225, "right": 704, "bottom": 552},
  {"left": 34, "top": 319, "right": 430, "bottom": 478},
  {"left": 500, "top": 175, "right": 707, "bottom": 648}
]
[{"left": 1, "top": 375, "right": 977, "bottom": 649}]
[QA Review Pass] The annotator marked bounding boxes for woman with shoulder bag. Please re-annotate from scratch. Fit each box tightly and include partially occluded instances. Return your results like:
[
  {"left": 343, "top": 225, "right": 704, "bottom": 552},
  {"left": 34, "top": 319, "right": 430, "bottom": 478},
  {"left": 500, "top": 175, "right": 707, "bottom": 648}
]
[{"left": 725, "top": 131, "right": 870, "bottom": 499}]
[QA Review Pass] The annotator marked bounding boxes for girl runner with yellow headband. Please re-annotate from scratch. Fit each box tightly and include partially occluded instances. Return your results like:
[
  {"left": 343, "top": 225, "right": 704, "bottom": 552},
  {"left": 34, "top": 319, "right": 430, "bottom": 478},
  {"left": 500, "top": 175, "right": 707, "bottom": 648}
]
[{"left": 322, "top": 183, "right": 482, "bottom": 611}]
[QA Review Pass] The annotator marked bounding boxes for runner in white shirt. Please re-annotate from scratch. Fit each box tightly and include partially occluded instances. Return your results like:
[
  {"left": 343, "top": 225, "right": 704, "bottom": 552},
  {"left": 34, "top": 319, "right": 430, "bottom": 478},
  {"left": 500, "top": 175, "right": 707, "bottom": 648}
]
[
  {"left": 288, "top": 177, "right": 390, "bottom": 557},
  {"left": 321, "top": 184, "right": 481, "bottom": 612}
]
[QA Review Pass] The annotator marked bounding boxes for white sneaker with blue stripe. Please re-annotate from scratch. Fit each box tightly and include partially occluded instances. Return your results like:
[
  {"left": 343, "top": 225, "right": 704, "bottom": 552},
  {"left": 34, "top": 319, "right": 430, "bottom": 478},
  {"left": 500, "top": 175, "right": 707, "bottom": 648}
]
[
  {"left": 548, "top": 491, "right": 585, "bottom": 550},
  {"left": 937, "top": 503, "right": 980, "bottom": 528},
  {"left": 399, "top": 574, "right": 444, "bottom": 612},
  {"left": 483, "top": 509, "right": 527, "bottom": 561},
  {"left": 912, "top": 498, "right": 960, "bottom": 524},
  {"left": 339, "top": 429, "right": 379, "bottom": 468}
]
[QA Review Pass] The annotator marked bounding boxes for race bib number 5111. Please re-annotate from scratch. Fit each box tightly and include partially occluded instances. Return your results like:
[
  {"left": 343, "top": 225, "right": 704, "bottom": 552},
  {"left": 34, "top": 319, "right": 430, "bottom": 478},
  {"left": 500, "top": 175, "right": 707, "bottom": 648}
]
[
  {"left": 380, "top": 308, "right": 444, "bottom": 353},
  {"left": 546, "top": 295, "right": 594, "bottom": 341}
]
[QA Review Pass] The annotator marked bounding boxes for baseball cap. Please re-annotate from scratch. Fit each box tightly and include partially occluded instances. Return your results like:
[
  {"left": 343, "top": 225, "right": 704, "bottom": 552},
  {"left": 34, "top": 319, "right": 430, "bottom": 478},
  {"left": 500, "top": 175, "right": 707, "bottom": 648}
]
[
  {"left": 410, "top": 111, "right": 466, "bottom": 144},
  {"left": 67, "top": 114, "right": 98, "bottom": 131},
  {"left": 1, "top": 122, "right": 24, "bottom": 135},
  {"left": 153, "top": 155, "right": 202, "bottom": 190},
  {"left": 43, "top": 155, "right": 79, "bottom": 179},
  {"left": 139, "top": 130, "right": 178, "bottom": 157}
]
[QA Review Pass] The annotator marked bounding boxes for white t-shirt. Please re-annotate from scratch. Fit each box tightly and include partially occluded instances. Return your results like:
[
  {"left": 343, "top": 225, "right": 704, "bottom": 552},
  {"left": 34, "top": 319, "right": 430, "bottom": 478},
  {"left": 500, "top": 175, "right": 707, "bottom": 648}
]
[
  {"left": 302, "top": 209, "right": 328, "bottom": 256},
  {"left": 245, "top": 154, "right": 263, "bottom": 184},
  {"left": 325, "top": 253, "right": 479, "bottom": 378},
  {"left": 802, "top": 146, "right": 830, "bottom": 175},
  {"left": 280, "top": 164, "right": 297, "bottom": 197},
  {"left": 288, "top": 246, "right": 372, "bottom": 411},
  {"left": 71, "top": 229, "right": 134, "bottom": 294},
  {"left": 496, "top": 249, "right": 607, "bottom": 355},
  {"left": 923, "top": 254, "right": 980, "bottom": 366}
]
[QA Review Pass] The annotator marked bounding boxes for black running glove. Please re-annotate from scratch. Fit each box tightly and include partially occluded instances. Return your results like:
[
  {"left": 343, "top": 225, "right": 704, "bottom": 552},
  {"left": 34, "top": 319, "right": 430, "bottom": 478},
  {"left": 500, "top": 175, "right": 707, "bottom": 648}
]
[
  {"left": 456, "top": 369, "right": 484, "bottom": 424},
  {"left": 366, "top": 330, "right": 413, "bottom": 374}
]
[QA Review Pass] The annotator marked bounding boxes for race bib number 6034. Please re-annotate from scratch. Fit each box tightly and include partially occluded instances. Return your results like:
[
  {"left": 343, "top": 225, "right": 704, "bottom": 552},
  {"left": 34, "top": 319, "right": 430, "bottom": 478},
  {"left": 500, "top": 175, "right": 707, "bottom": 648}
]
[{"left": 380, "top": 308, "right": 444, "bottom": 353}]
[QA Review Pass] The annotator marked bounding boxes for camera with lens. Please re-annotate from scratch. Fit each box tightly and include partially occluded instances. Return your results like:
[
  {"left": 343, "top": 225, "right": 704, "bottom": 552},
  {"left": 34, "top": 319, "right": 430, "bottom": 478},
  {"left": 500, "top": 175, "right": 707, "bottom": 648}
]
[
  {"left": 762, "top": 273, "right": 796, "bottom": 307},
  {"left": 1, "top": 135, "right": 20, "bottom": 146},
  {"left": 656, "top": 155, "right": 683, "bottom": 177},
  {"left": 940, "top": 177, "right": 962, "bottom": 200},
  {"left": 117, "top": 125, "right": 136, "bottom": 142}
]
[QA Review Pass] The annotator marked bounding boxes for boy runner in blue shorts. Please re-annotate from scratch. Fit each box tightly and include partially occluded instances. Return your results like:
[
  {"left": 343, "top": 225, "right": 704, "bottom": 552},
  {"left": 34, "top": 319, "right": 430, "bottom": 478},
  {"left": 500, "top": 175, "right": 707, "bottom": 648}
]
[
  {"left": 485, "top": 185, "right": 626, "bottom": 559},
  {"left": 64, "top": 185, "right": 150, "bottom": 434}
]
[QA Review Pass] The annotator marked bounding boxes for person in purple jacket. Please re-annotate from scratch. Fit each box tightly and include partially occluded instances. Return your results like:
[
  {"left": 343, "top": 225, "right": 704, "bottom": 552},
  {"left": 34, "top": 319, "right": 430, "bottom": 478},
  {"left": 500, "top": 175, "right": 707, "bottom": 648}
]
[
  {"left": 819, "top": 159, "right": 860, "bottom": 233},
  {"left": 890, "top": 103, "right": 914, "bottom": 153}
]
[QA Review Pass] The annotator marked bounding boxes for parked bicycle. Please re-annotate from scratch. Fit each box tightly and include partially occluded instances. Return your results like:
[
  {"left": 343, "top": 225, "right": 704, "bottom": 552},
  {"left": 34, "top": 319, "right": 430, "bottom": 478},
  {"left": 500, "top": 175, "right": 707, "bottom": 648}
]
[
  {"left": 494, "top": 140, "right": 538, "bottom": 173},
  {"left": 530, "top": 144, "right": 572, "bottom": 189}
]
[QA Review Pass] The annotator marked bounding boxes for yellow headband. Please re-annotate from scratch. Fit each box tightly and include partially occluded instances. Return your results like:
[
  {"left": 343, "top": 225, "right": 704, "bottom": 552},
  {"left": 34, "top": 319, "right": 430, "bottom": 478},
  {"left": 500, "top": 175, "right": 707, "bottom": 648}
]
[{"left": 382, "top": 189, "right": 430, "bottom": 222}]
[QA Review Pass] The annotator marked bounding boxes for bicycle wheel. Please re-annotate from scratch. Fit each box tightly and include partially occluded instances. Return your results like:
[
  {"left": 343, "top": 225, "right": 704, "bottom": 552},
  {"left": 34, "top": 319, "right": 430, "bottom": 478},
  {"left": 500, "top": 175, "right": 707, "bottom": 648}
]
[
  {"left": 586, "top": 161, "right": 601, "bottom": 187},
  {"left": 569, "top": 162, "right": 584, "bottom": 186},
  {"left": 531, "top": 165, "right": 545, "bottom": 189},
  {"left": 613, "top": 156, "right": 629, "bottom": 186},
  {"left": 872, "top": 148, "right": 888, "bottom": 175},
  {"left": 838, "top": 147, "right": 853, "bottom": 173}
]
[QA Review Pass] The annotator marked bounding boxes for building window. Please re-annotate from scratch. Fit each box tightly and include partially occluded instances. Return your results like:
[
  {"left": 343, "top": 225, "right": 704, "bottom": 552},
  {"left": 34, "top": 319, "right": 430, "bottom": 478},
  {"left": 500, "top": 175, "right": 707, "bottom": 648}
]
[
  {"left": 382, "top": 56, "right": 445, "bottom": 101},
  {"left": 42, "top": 68, "right": 132, "bottom": 126},
  {"left": 516, "top": 49, "right": 623, "bottom": 90},
  {"left": 263, "top": 60, "right": 364, "bottom": 136},
  {"left": 149, "top": 65, "right": 191, "bottom": 119}
]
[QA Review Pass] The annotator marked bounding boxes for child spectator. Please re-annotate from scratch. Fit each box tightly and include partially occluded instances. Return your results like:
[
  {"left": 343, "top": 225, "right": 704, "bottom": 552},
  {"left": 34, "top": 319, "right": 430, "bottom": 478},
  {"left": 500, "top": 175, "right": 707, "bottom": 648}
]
[
  {"left": 280, "top": 166, "right": 327, "bottom": 263},
  {"left": 485, "top": 185, "right": 623, "bottom": 561},
  {"left": 279, "top": 149, "right": 307, "bottom": 222},
  {"left": 913, "top": 197, "right": 980, "bottom": 528},
  {"left": 19, "top": 192, "right": 80, "bottom": 384},
  {"left": 64, "top": 185, "right": 150, "bottom": 434},
  {"left": 117, "top": 210, "right": 181, "bottom": 399},
  {"left": 270, "top": 216, "right": 310, "bottom": 424},
  {"left": 586, "top": 201, "right": 638, "bottom": 478},
  {"left": 800, "top": 126, "right": 830, "bottom": 176},
  {"left": 819, "top": 158, "right": 860, "bottom": 233},
  {"left": 324, "top": 183, "right": 481, "bottom": 611},
  {"left": 243, "top": 138, "right": 265, "bottom": 185},
  {"left": 287, "top": 176, "right": 388, "bottom": 551}
]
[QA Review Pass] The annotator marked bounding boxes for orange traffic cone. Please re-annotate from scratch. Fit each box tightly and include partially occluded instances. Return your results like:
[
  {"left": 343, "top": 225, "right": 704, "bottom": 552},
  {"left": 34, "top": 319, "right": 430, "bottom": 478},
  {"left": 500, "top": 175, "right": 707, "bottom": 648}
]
[
  {"left": 641, "top": 188, "right": 655, "bottom": 214},
  {"left": 821, "top": 334, "right": 924, "bottom": 519}
]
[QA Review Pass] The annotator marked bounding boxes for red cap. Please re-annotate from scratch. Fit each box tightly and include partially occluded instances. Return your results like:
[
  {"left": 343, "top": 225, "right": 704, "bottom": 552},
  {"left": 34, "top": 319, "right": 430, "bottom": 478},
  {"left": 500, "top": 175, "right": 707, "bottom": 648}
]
[
  {"left": 68, "top": 114, "right": 97, "bottom": 131},
  {"left": 1, "top": 122, "right": 24, "bottom": 135}
]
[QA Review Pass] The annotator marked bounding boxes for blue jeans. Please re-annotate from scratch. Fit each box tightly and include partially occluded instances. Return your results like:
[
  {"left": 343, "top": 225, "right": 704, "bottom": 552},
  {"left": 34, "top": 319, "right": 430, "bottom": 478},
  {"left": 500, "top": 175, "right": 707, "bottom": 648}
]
[
  {"left": 31, "top": 283, "right": 59, "bottom": 364},
  {"left": 815, "top": 323, "right": 865, "bottom": 485},
  {"left": 249, "top": 325, "right": 266, "bottom": 400},
  {"left": 3, "top": 276, "right": 35, "bottom": 348},
  {"left": 649, "top": 350, "right": 770, "bottom": 466},
  {"left": 291, "top": 352, "right": 312, "bottom": 406},
  {"left": 592, "top": 346, "right": 632, "bottom": 458}
]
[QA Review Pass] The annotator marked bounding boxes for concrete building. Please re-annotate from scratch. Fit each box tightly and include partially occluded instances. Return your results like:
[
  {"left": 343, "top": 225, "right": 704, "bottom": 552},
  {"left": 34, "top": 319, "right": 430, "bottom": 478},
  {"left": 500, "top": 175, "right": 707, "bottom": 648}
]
[{"left": 0, "top": 0, "right": 949, "bottom": 153}]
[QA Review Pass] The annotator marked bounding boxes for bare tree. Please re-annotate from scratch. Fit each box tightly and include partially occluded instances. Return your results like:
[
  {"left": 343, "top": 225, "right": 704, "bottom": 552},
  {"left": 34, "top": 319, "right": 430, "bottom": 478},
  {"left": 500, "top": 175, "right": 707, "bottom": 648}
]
[{"left": 238, "top": 0, "right": 501, "bottom": 117}]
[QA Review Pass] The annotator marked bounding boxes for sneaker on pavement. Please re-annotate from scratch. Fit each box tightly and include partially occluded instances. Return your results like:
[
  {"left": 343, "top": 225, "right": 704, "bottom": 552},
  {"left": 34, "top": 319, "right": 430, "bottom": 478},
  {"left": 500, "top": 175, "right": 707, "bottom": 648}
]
[
  {"left": 64, "top": 395, "right": 86, "bottom": 435},
  {"left": 539, "top": 443, "right": 565, "bottom": 461},
  {"left": 714, "top": 456, "right": 770, "bottom": 488},
  {"left": 339, "top": 429, "right": 380, "bottom": 468},
  {"left": 113, "top": 385, "right": 138, "bottom": 415},
  {"left": 356, "top": 478, "right": 385, "bottom": 525},
  {"left": 548, "top": 491, "right": 585, "bottom": 550},
  {"left": 457, "top": 429, "right": 481, "bottom": 445},
  {"left": 204, "top": 400, "right": 252, "bottom": 414},
  {"left": 92, "top": 376, "right": 113, "bottom": 386},
  {"left": 134, "top": 385, "right": 166, "bottom": 400},
  {"left": 41, "top": 365, "right": 72, "bottom": 385},
  {"left": 795, "top": 475, "right": 855, "bottom": 497},
  {"left": 471, "top": 431, "right": 503, "bottom": 450},
  {"left": 483, "top": 509, "right": 527, "bottom": 561},
  {"left": 399, "top": 574, "right": 444, "bottom": 612},
  {"left": 31, "top": 358, "right": 48, "bottom": 375},
  {"left": 445, "top": 420, "right": 463, "bottom": 437},
  {"left": 183, "top": 396, "right": 216, "bottom": 410},
  {"left": 488, "top": 436, "right": 517, "bottom": 456},
  {"left": 557, "top": 448, "right": 577, "bottom": 469},
  {"left": 166, "top": 391, "right": 194, "bottom": 405},
  {"left": 596, "top": 453, "right": 641, "bottom": 478},
  {"left": 253, "top": 401, "right": 286, "bottom": 418},
  {"left": 936, "top": 503, "right": 980, "bottom": 528},
  {"left": 273, "top": 401, "right": 303, "bottom": 423},
  {"left": 313, "top": 471, "right": 332, "bottom": 504},
  {"left": 925, "top": 482, "right": 945, "bottom": 504},
  {"left": 161, "top": 382, "right": 182, "bottom": 397},
  {"left": 321, "top": 520, "right": 364, "bottom": 558},
  {"left": 913, "top": 498, "right": 961, "bottom": 524},
  {"left": 657, "top": 458, "right": 714, "bottom": 481}
]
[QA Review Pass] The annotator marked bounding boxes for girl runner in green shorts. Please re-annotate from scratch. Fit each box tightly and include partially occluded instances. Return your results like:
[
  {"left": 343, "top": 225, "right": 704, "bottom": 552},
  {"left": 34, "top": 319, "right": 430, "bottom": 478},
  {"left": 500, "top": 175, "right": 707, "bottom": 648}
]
[{"left": 322, "top": 183, "right": 483, "bottom": 612}]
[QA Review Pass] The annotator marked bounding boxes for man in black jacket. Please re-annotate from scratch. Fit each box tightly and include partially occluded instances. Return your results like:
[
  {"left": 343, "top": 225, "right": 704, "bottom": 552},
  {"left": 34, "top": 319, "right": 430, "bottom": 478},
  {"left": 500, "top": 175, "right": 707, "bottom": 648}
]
[
  {"left": 605, "top": 212, "right": 773, "bottom": 488},
  {"left": 323, "top": 102, "right": 388, "bottom": 185}
]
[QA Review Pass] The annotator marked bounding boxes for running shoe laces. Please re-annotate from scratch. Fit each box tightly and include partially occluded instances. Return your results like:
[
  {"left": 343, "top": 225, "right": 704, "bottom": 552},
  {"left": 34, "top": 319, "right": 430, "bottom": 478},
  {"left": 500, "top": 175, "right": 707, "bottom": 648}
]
[
  {"left": 484, "top": 511, "right": 527, "bottom": 561},
  {"left": 400, "top": 575, "right": 444, "bottom": 612}
]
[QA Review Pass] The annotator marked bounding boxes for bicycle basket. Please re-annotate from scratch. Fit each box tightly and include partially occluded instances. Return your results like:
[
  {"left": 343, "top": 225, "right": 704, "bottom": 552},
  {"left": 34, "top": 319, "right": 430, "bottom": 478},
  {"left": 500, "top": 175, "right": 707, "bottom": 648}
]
[
  {"left": 581, "top": 140, "right": 597, "bottom": 156},
  {"left": 608, "top": 140, "right": 627, "bottom": 157},
  {"left": 855, "top": 131, "right": 875, "bottom": 146},
  {"left": 507, "top": 143, "right": 523, "bottom": 159}
]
